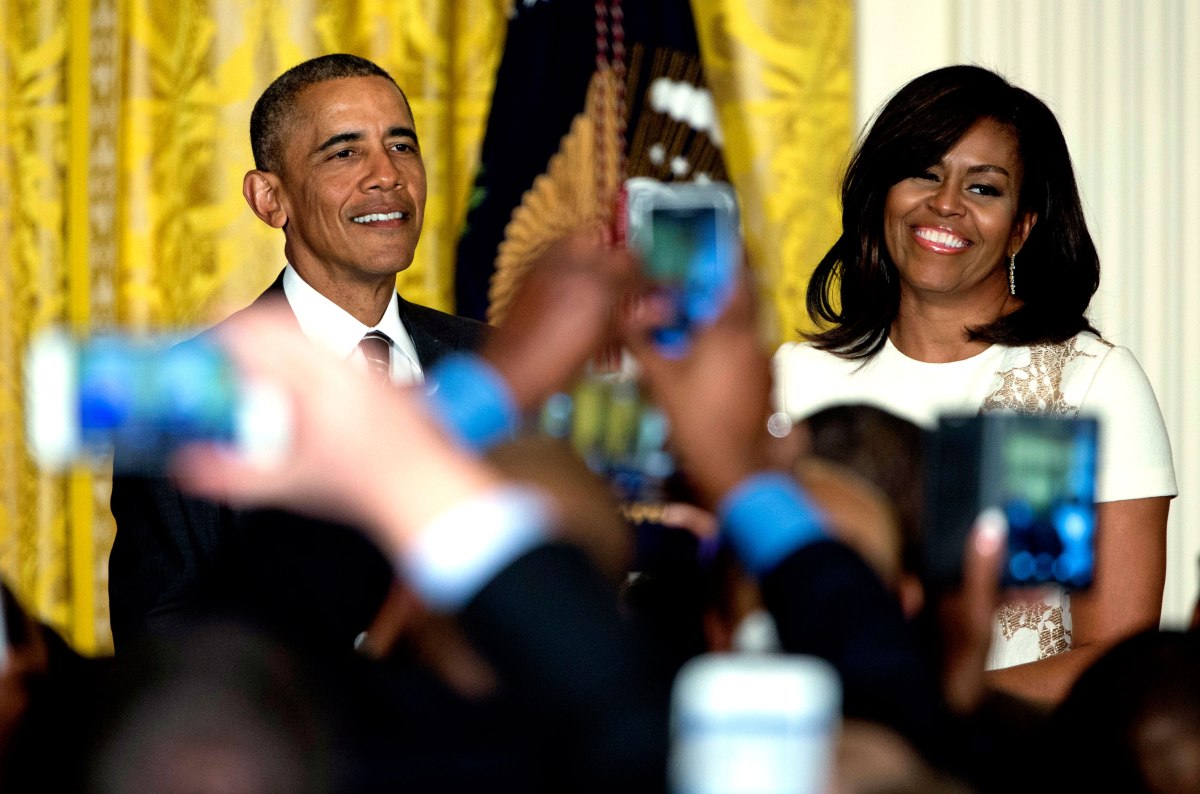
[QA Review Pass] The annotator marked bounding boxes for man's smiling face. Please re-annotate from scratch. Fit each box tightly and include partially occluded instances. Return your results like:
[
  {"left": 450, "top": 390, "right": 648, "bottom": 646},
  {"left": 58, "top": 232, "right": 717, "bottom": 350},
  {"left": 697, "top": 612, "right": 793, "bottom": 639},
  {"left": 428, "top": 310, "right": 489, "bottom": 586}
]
[{"left": 269, "top": 75, "right": 426, "bottom": 287}]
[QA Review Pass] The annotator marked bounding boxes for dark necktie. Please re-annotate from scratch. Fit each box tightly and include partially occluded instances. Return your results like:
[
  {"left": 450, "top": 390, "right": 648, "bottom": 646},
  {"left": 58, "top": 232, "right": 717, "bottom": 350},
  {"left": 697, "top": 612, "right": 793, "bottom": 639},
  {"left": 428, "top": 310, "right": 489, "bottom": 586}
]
[{"left": 358, "top": 331, "right": 392, "bottom": 385}]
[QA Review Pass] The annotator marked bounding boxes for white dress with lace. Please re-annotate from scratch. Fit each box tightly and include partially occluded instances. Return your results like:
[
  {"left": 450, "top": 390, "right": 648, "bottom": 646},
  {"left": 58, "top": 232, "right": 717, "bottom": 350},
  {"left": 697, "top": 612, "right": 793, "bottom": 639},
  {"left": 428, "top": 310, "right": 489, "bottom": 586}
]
[{"left": 773, "top": 331, "right": 1177, "bottom": 669}]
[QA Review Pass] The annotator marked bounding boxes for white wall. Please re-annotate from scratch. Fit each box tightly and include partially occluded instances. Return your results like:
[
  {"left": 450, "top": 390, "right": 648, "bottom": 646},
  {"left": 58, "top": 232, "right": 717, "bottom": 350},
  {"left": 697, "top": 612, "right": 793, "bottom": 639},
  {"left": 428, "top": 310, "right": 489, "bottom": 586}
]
[{"left": 856, "top": 0, "right": 1200, "bottom": 626}]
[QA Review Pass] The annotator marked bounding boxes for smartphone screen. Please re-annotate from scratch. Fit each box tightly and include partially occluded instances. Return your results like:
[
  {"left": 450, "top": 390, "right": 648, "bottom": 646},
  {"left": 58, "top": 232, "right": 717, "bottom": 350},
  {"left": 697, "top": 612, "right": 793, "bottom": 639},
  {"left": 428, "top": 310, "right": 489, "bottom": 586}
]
[
  {"left": 26, "top": 329, "right": 289, "bottom": 472},
  {"left": 78, "top": 335, "right": 240, "bottom": 465},
  {"left": 923, "top": 413, "right": 1098, "bottom": 589},
  {"left": 626, "top": 179, "right": 739, "bottom": 357},
  {"left": 644, "top": 205, "right": 722, "bottom": 351},
  {"left": 997, "top": 419, "right": 1096, "bottom": 588}
]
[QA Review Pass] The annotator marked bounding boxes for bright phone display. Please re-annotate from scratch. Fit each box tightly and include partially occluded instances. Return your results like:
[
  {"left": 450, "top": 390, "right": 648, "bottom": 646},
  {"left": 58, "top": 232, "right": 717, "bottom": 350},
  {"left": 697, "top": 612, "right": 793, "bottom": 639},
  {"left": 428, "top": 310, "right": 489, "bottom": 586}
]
[
  {"left": 26, "top": 329, "right": 288, "bottom": 472},
  {"left": 924, "top": 413, "right": 1097, "bottom": 588},
  {"left": 625, "top": 178, "right": 740, "bottom": 357}
]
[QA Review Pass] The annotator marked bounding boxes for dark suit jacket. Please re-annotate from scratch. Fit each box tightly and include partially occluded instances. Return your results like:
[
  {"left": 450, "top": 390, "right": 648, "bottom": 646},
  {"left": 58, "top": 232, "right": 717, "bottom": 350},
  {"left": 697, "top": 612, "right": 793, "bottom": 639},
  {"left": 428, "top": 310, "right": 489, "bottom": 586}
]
[{"left": 108, "top": 272, "right": 489, "bottom": 653}]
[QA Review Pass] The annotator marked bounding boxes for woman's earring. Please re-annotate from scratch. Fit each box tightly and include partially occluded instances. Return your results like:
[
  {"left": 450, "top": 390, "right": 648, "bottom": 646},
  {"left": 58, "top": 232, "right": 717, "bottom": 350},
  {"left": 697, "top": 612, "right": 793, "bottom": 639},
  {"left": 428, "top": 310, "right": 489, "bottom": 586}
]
[{"left": 1008, "top": 253, "right": 1017, "bottom": 295}]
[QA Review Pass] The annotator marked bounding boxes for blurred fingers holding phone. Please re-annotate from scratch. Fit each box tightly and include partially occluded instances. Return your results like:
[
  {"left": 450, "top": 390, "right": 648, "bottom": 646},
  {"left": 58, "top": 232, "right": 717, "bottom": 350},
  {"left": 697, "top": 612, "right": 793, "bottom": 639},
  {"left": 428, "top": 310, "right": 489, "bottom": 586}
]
[
  {"left": 924, "top": 413, "right": 1102, "bottom": 707},
  {"left": 923, "top": 413, "right": 1099, "bottom": 591},
  {"left": 621, "top": 178, "right": 777, "bottom": 502},
  {"left": 543, "top": 178, "right": 761, "bottom": 504}
]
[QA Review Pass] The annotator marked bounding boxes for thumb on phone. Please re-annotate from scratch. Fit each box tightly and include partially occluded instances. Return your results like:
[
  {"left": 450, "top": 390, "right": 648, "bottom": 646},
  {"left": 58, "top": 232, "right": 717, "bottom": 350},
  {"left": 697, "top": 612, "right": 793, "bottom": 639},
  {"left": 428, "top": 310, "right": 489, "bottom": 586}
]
[{"left": 940, "top": 509, "right": 1007, "bottom": 713}]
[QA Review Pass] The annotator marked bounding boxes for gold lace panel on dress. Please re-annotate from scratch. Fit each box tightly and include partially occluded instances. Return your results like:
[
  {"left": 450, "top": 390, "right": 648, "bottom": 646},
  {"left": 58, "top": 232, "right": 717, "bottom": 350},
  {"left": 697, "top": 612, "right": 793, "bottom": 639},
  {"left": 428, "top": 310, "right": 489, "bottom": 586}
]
[
  {"left": 979, "top": 336, "right": 1103, "bottom": 416},
  {"left": 983, "top": 336, "right": 1111, "bottom": 660},
  {"left": 997, "top": 600, "right": 1073, "bottom": 660}
]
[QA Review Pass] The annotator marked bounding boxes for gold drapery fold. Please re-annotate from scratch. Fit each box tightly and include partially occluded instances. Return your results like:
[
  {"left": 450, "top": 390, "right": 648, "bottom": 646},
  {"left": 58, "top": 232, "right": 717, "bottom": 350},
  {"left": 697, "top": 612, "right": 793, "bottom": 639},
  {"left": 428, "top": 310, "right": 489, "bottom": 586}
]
[
  {"left": 1, "top": 0, "right": 77, "bottom": 645},
  {"left": 1, "top": 0, "right": 509, "bottom": 654},
  {"left": 691, "top": 0, "right": 852, "bottom": 344}
]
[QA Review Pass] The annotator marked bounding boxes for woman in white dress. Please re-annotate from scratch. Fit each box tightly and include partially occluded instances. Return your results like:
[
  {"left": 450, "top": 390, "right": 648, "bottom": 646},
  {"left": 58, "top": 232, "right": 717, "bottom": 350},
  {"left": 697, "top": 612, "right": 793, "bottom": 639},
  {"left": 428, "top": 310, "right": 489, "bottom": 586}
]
[{"left": 774, "top": 65, "right": 1176, "bottom": 704}]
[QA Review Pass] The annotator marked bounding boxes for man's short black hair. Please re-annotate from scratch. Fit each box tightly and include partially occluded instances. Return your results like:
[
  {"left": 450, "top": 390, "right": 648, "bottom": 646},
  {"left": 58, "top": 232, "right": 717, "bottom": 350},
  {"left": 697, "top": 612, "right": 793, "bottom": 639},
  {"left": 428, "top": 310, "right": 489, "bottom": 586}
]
[{"left": 250, "top": 53, "right": 408, "bottom": 173}]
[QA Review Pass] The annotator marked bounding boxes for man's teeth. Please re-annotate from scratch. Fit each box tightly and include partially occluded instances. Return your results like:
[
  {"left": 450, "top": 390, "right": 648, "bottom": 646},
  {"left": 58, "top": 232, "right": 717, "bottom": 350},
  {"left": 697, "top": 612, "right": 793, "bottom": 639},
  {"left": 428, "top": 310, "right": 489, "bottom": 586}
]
[
  {"left": 915, "top": 228, "right": 968, "bottom": 248},
  {"left": 352, "top": 212, "right": 406, "bottom": 223}
]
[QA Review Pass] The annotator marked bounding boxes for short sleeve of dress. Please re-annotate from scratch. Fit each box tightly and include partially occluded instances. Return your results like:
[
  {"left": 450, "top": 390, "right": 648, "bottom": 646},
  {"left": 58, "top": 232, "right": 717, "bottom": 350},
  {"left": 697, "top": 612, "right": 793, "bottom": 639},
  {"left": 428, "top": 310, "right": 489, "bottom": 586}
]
[{"left": 1081, "top": 345, "right": 1177, "bottom": 502}]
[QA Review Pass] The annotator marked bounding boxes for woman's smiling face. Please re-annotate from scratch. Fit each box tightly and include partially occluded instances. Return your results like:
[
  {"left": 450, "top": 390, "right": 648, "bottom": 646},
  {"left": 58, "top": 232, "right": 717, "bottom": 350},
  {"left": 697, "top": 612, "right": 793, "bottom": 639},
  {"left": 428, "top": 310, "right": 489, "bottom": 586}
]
[{"left": 883, "top": 117, "right": 1037, "bottom": 305}]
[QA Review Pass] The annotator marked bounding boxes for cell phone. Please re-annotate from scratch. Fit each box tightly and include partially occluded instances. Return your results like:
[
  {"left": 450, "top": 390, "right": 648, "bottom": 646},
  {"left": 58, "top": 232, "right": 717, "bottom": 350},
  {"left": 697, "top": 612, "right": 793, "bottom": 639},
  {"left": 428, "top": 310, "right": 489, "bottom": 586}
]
[
  {"left": 923, "top": 413, "right": 1098, "bottom": 588},
  {"left": 625, "top": 178, "right": 740, "bottom": 357},
  {"left": 25, "top": 328, "right": 289, "bottom": 472}
]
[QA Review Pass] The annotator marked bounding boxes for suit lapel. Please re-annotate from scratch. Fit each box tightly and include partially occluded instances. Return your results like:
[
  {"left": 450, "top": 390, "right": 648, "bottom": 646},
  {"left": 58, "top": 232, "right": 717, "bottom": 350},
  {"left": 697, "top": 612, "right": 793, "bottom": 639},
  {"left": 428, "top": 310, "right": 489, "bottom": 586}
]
[{"left": 397, "top": 294, "right": 447, "bottom": 368}]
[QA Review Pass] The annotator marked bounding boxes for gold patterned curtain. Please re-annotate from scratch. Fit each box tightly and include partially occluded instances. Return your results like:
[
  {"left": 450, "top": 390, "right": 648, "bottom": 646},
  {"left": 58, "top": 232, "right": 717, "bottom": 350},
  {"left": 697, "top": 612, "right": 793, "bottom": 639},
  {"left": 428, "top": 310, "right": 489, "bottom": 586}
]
[
  {"left": 0, "top": 0, "right": 850, "bottom": 655},
  {"left": 0, "top": 0, "right": 509, "bottom": 654},
  {"left": 692, "top": 0, "right": 851, "bottom": 344}
]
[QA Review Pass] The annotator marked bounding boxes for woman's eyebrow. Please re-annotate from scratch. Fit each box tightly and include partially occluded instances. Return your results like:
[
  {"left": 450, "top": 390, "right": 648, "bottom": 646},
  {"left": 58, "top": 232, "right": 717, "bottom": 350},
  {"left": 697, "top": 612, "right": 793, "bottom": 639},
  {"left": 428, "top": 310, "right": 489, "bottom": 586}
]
[{"left": 966, "top": 163, "right": 1011, "bottom": 177}]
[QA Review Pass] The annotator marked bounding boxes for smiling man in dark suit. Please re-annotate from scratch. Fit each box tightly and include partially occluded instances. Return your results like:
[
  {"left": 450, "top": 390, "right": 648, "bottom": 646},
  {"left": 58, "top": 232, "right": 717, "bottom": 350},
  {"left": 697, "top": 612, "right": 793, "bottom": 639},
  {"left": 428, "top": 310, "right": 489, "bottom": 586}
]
[{"left": 108, "top": 54, "right": 488, "bottom": 653}]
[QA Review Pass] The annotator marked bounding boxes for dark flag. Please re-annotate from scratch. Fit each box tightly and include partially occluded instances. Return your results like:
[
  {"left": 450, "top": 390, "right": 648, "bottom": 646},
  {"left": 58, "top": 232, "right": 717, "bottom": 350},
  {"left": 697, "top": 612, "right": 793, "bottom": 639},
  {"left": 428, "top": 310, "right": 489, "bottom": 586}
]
[{"left": 455, "top": 0, "right": 722, "bottom": 321}]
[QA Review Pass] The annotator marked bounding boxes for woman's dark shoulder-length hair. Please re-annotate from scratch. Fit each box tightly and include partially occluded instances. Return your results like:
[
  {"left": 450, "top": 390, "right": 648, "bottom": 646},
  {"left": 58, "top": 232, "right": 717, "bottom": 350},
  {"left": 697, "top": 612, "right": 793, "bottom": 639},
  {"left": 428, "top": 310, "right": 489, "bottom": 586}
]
[{"left": 805, "top": 64, "right": 1101, "bottom": 359}]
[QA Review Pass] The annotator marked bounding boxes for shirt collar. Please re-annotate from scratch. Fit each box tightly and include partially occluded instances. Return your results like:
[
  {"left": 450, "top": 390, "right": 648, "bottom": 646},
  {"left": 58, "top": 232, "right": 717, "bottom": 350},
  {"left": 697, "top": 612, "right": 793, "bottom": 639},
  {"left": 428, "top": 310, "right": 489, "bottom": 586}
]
[{"left": 281, "top": 264, "right": 423, "bottom": 380}]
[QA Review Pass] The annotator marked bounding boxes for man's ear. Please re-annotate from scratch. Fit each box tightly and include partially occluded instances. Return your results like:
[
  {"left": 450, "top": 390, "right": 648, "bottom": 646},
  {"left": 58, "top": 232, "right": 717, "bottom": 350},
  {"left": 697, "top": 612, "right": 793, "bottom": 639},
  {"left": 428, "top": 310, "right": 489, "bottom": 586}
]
[{"left": 243, "top": 170, "right": 288, "bottom": 229}]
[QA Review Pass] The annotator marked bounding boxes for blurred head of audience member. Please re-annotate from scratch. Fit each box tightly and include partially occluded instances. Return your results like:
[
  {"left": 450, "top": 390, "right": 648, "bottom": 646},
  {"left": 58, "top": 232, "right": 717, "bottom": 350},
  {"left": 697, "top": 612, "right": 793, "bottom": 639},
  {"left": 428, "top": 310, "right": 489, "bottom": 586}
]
[
  {"left": 486, "top": 435, "right": 633, "bottom": 584},
  {"left": 0, "top": 583, "right": 107, "bottom": 791},
  {"left": 701, "top": 403, "right": 926, "bottom": 655},
  {"left": 696, "top": 459, "right": 908, "bottom": 656},
  {"left": 795, "top": 459, "right": 911, "bottom": 604},
  {"left": 800, "top": 403, "right": 926, "bottom": 618},
  {"left": 803, "top": 405, "right": 924, "bottom": 566},
  {"left": 1057, "top": 629, "right": 1200, "bottom": 794},
  {"left": 835, "top": 719, "right": 977, "bottom": 794},
  {"left": 87, "top": 622, "right": 335, "bottom": 793}
]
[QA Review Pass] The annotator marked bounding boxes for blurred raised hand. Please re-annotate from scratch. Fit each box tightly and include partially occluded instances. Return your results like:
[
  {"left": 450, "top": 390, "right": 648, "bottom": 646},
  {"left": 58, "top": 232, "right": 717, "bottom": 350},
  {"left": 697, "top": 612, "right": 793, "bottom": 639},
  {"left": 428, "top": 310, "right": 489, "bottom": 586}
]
[
  {"left": 623, "top": 275, "right": 774, "bottom": 503},
  {"left": 171, "top": 302, "right": 501, "bottom": 558},
  {"left": 484, "top": 230, "right": 645, "bottom": 411}
]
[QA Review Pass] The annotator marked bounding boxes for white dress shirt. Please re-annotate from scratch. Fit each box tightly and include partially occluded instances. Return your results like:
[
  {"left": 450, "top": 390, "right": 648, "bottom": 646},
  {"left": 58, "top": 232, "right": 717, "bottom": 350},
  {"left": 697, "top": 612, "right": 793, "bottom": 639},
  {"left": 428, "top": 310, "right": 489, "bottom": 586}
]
[{"left": 281, "top": 264, "right": 423, "bottom": 385}]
